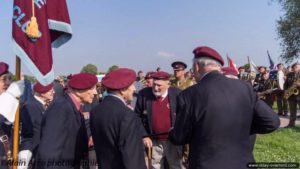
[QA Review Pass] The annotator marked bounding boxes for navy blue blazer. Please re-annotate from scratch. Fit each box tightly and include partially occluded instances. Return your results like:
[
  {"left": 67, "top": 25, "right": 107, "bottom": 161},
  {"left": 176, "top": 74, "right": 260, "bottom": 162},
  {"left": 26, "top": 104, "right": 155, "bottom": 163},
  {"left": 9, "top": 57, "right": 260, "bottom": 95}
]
[
  {"left": 36, "top": 93, "right": 88, "bottom": 169},
  {"left": 169, "top": 71, "right": 280, "bottom": 169},
  {"left": 135, "top": 87, "right": 181, "bottom": 137},
  {"left": 90, "top": 95, "right": 146, "bottom": 169}
]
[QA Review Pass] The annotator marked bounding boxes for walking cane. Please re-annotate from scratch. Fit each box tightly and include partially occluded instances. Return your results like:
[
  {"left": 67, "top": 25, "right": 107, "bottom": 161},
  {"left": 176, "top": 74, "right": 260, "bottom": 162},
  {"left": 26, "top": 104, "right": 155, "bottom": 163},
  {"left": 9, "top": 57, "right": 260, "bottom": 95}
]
[{"left": 147, "top": 147, "right": 152, "bottom": 169}]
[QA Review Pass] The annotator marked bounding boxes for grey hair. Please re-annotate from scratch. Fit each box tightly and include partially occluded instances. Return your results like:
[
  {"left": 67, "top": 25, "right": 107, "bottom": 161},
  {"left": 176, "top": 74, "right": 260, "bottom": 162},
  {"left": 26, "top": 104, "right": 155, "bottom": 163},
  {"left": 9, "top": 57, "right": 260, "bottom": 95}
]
[{"left": 193, "top": 57, "right": 222, "bottom": 67}]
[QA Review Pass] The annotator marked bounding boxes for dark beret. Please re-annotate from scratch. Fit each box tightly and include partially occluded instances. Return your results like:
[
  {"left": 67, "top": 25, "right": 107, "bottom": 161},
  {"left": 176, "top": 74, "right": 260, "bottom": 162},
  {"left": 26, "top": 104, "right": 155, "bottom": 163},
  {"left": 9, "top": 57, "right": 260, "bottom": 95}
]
[
  {"left": 145, "top": 71, "right": 156, "bottom": 80},
  {"left": 222, "top": 67, "right": 238, "bottom": 76},
  {"left": 68, "top": 73, "right": 98, "bottom": 90},
  {"left": 171, "top": 61, "right": 187, "bottom": 70},
  {"left": 33, "top": 82, "right": 54, "bottom": 93},
  {"left": 192, "top": 46, "right": 224, "bottom": 66},
  {"left": 0, "top": 62, "right": 9, "bottom": 76},
  {"left": 292, "top": 62, "right": 300, "bottom": 69},
  {"left": 238, "top": 66, "right": 245, "bottom": 70},
  {"left": 102, "top": 68, "right": 136, "bottom": 90},
  {"left": 152, "top": 71, "right": 171, "bottom": 80}
]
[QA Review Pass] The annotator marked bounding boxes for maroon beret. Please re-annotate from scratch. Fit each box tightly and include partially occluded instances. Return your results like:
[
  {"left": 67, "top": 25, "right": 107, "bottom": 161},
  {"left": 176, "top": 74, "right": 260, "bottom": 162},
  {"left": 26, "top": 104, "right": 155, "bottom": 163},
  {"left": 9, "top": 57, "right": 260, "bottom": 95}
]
[
  {"left": 0, "top": 62, "right": 9, "bottom": 76},
  {"left": 152, "top": 71, "right": 171, "bottom": 80},
  {"left": 238, "top": 66, "right": 245, "bottom": 70},
  {"left": 292, "top": 62, "right": 300, "bottom": 69},
  {"left": 33, "top": 82, "right": 54, "bottom": 93},
  {"left": 222, "top": 67, "right": 238, "bottom": 76},
  {"left": 145, "top": 71, "right": 155, "bottom": 80},
  {"left": 171, "top": 61, "right": 187, "bottom": 70},
  {"left": 193, "top": 46, "right": 224, "bottom": 66},
  {"left": 102, "top": 68, "right": 136, "bottom": 90},
  {"left": 68, "top": 73, "right": 97, "bottom": 90}
]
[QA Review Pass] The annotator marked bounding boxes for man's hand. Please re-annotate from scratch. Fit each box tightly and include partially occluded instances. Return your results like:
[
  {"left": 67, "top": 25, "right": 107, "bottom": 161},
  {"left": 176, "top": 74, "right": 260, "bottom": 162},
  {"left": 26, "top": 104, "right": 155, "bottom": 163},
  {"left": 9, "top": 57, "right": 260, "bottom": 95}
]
[{"left": 143, "top": 137, "right": 152, "bottom": 148}]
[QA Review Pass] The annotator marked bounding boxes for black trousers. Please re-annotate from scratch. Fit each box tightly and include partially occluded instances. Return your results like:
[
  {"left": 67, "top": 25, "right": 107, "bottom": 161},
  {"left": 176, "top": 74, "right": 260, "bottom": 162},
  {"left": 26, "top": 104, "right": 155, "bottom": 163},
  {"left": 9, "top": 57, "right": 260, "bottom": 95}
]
[
  {"left": 288, "top": 95, "right": 299, "bottom": 126},
  {"left": 276, "top": 91, "right": 288, "bottom": 115}
]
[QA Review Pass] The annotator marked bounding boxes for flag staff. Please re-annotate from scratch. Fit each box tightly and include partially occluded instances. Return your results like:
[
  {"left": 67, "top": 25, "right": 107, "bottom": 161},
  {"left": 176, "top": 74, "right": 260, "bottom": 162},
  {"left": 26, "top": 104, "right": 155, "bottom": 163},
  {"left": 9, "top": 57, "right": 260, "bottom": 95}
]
[{"left": 12, "top": 57, "right": 21, "bottom": 169}]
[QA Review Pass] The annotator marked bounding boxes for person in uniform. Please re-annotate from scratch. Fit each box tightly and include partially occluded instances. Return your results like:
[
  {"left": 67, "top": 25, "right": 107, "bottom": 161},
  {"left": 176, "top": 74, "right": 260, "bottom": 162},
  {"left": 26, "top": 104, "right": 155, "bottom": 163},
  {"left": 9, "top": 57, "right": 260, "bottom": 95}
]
[
  {"left": 36, "top": 73, "right": 98, "bottom": 169},
  {"left": 169, "top": 46, "right": 280, "bottom": 169},
  {"left": 145, "top": 72, "right": 155, "bottom": 88},
  {"left": 257, "top": 71, "right": 274, "bottom": 108},
  {"left": 284, "top": 62, "right": 300, "bottom": 127},
  {"left": 18, "top": 82, "right": 55, "bottom": 169},
  {"left": 276, "top": 63, "right": 288, "bottom": 116},
  {"left": 171, "top": 61, "right": 194, "bottom": 90},
  {"left": 0, "top": 62, "right": 25, "bottom": 169},
  {"left": 135, "top": 71, "right": 184, "bottom": 169},
  {"left": 90, "top": 68, "right": 146, "bottom": 169}
]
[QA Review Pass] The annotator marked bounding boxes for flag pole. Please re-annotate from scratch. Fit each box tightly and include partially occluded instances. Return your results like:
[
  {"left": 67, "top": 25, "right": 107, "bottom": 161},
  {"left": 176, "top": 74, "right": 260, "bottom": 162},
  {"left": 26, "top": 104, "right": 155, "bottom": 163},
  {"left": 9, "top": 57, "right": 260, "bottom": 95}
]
[{"left": 12, "top": 56, "right": 21, "bottom": 169}]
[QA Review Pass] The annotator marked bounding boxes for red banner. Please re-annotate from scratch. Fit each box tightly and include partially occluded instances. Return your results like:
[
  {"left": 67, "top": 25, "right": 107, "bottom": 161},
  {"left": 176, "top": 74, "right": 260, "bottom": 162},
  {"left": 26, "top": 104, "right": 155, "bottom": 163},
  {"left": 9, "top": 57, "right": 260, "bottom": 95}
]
[{"left": 12, "top": 0, "right": 72, "bottom": 85}]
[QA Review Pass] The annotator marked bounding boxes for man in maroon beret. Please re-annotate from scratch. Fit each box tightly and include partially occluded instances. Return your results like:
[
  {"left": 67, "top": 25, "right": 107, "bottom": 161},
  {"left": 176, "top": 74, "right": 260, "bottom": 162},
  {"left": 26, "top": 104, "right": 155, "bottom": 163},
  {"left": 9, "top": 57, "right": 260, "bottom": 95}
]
[
  {"left": 135, "top": 71, "right": 183, "bottom": 169},
  {"left": 37, "top": 73, "right": 98, "bottom": 169},
  {"left": 145, "top": 71, "right": 155, "bottom": 87},
  {"left": 90, "top": 68, "right": 146, "bottom": 169},
  {"left": 18, "top": 82, "right": 55, "bottom": 169},
  {"left": 169, "top": 46, "right": 280, "bottom": 169},
  {"left": 0, "top": 62, "right": 11, "bottom": 94}
]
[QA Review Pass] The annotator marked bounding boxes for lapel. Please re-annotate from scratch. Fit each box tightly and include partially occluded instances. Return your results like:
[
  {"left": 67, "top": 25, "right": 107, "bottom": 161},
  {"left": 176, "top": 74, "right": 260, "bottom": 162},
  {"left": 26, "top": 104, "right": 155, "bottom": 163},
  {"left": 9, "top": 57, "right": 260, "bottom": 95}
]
[
  {"left": 167, "top": 88, "right": 176, "bottom": 126},
  {"left": 32, "top": 97, "right": 46, "bottom": 114},
  {"left": 65, "top": 93, "right": 82, "bottom": 125},
  {"left": 146, "top": 91, "right": 156, "bottom": 134}
]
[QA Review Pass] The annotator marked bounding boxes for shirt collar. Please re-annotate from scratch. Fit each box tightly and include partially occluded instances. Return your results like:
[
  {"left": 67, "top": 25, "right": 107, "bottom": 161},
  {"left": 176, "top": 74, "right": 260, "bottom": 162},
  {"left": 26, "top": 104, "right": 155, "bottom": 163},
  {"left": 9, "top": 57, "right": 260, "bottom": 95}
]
[
  {"left": 34, "top": 95, "right": 46, "bottom": 107},
  {"left": 106, "top": 93, "right": 127, "bottom": 106},
  {"left": 68, "top": 92, "right": 81, "bottom": 112}
]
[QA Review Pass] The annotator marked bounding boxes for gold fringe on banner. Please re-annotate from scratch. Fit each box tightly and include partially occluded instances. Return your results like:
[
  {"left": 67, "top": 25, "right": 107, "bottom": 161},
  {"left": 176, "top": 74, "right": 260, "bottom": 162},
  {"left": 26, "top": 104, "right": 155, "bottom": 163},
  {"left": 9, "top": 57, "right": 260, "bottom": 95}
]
[{"left": 25, "top": 0, "right": 40, "bottom": 39}]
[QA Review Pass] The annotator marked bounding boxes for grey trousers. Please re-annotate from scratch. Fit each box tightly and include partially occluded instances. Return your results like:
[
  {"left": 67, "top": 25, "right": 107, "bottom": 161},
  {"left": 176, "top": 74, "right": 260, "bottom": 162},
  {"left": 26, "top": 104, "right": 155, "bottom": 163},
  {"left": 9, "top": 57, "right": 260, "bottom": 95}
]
[{"left": 151, "top": 140, "right": 184, "bottom": 169}]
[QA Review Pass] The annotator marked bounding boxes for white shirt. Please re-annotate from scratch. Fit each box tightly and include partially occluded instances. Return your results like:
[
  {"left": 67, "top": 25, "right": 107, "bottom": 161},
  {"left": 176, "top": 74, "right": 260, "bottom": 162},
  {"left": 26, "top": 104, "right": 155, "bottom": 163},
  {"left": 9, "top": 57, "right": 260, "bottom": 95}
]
[{"left": 277, "top": 70, "right": 285, "bottom": 90}]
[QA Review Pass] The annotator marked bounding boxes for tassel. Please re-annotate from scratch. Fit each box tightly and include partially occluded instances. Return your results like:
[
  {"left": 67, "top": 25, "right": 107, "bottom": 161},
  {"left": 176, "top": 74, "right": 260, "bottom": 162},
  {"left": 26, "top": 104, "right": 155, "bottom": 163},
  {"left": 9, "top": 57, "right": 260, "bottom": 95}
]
[
  {"left": 26, "top": 16, "right": 40, "bottom": 39},
  {"left": 25, "top": 0, "right": 40, "bottom": 39}
]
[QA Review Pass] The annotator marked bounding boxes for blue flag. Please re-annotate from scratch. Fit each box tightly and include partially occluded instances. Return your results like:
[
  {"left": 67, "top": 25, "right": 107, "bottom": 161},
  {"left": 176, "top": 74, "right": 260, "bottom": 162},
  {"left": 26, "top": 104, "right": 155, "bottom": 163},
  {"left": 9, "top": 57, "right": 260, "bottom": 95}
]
[{"left": 267, "top": 50, "right": 275, "bottom": 70}]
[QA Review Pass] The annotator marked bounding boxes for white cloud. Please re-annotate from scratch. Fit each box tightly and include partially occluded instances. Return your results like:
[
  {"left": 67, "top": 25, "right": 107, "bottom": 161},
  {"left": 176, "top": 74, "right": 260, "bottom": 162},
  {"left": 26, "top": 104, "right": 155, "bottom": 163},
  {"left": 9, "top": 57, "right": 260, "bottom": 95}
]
[{"left": 157, "top": 51, "right": 176, "bottom": 58}]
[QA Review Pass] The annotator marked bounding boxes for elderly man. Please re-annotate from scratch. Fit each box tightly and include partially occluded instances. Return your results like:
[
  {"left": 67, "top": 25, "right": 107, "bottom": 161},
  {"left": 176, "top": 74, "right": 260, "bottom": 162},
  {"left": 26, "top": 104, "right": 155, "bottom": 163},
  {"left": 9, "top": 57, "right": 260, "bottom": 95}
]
[
  {"left": 0, "top": 62, "right": 25, "bottom": 169},
  {"left": 169, "top": 46, "right": 280, "bottom": 169},
  {"left": 18, "top": 82, "right": 55, "bottom": 169},
  {"left": 36, "top": 73, "right": 98, "bottom": 169},
  {"left": 135, "top": 71, "right": 183, "bottom": 169},
  {"left": 90, "top": 68, "right": 146, "bottom": 169}
]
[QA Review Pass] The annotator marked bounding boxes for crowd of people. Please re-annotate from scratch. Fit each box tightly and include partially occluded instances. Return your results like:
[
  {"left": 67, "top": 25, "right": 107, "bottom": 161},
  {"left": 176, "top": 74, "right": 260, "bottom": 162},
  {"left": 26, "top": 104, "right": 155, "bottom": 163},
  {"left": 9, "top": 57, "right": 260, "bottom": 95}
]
[{"left": 0, "top": 45, "right": 298, "bottom": 169}]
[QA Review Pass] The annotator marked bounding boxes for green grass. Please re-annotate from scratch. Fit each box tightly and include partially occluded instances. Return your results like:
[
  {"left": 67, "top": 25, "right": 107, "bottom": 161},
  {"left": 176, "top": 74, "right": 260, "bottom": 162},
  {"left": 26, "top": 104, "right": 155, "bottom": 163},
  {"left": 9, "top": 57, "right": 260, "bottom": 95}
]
[{"left": 254, "top": 125, "right": 300, "bottom": 168}]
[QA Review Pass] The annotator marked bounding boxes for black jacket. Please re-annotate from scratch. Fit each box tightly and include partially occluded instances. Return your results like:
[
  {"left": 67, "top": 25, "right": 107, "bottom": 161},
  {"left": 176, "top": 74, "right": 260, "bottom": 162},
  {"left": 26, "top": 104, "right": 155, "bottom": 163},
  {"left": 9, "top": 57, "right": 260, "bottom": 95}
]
[
  {"left": 90, "top": 95, "right": 146, "bottom": 169},
  {"left": 135, "top": 87, "right": 181, "bottom": 137},
  {"left": 169, "top": 71, "right": 280, "bottom": 169}
]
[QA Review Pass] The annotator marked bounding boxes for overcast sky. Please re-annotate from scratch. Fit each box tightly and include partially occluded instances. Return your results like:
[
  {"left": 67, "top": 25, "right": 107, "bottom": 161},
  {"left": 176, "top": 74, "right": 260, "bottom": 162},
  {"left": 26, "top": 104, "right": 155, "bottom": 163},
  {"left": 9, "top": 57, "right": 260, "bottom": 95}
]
[{"left": 0, "top": 0, "right": 287, "bottom": 76}]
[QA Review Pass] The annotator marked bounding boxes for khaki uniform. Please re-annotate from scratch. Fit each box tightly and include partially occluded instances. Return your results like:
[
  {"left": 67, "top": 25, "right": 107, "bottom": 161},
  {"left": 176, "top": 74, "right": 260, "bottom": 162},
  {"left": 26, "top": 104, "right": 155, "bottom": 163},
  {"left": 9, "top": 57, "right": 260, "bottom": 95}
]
[{"left": 171, "top": 78, "right": 195, "bottom": 90}]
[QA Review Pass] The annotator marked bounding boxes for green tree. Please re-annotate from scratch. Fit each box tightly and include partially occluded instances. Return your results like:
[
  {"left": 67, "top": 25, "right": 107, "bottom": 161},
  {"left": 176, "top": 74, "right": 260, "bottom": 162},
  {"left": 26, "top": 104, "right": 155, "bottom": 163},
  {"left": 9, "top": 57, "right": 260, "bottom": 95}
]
[
  {"left": 276, "top": 0, "right": 300, "bottom": 63},
  {"left": 81, "top": 64, "right": 98, "bottom": 75},
  {"left": 108, "top": 65, "right": 119, "bottom": 72}
]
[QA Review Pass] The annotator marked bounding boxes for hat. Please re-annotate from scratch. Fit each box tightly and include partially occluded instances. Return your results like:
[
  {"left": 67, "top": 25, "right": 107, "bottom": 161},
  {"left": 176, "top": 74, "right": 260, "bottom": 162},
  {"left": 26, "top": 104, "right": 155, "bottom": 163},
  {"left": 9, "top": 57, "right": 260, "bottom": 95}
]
[
  {"left": 102, "top": 68, "right": 136, "bottom": 90},
  {"left": 68, "top": 73, "right": 98, "bottom": 90},
  {"left": 291, "top": 62, "right": 300, "bottom": 69},
  {"left": 152, "top": 71, "right": 171, "bottom": 80},
  {"left": 192, "top": 46, "right": 224, "bottom": 66},
  {"left": 238, "top": 66, "right": 245, "bottom": 70},
  {"left": 0, "top": 62, "right": 9, "bottom": 76},
  {"left": 171, "top": 61, "right": 187, "bottom": 70},
  {"left": 33, "top": 82, "right": 53, "bottom": 93},
  {"left": 222, "top": 67, "right": 238, "bottom": 76},
  {"left": 145, "top": 71, "right": 155, "bottom": 80}
]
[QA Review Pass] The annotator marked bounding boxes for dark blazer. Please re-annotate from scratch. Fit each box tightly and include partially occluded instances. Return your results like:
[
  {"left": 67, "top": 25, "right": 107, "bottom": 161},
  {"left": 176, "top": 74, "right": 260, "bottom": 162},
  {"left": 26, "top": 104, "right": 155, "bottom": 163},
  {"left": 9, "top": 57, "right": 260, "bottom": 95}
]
[
  {"left": 135, "top": 87, "right": 181, "bottom": 137},
  {"left": 20, "top": 97, "right": 45, "bottom": 154},
  {"left": 36, "top": 93, "right": 88, "bottom": 169},
  {"left": 90, "top": 95, "right": 146, "bottom": 169},
  {"left": 169, "top": 71, "right": 280, "bottom": 169}
]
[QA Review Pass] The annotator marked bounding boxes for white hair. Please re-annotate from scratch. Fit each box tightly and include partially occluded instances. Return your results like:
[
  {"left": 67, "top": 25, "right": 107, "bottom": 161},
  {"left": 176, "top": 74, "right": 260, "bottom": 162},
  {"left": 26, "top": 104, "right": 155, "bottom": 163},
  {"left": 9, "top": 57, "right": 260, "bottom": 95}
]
[{"left": 193, "top": 57, "right": 222, "bottom": 67}]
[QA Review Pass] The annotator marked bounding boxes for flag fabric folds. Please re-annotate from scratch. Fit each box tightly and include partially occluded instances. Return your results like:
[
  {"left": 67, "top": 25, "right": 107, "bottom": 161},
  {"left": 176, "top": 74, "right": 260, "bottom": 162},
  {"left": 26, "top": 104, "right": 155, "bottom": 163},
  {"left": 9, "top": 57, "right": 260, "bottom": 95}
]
[
  {"left": 267, "top": 50, "right": 275, "bottom": 70},
  {"left": 12, "top": 0, "right": 72, "bottom": 85},
  {"left": 226, "top": 55, "right": 239, "bottom": 75}
]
